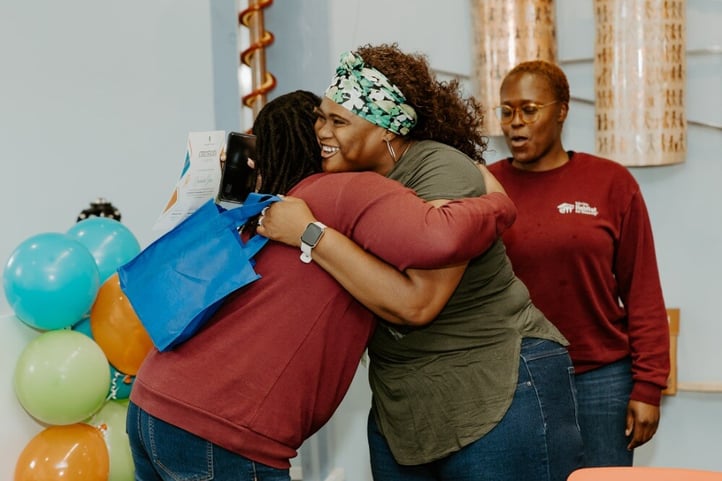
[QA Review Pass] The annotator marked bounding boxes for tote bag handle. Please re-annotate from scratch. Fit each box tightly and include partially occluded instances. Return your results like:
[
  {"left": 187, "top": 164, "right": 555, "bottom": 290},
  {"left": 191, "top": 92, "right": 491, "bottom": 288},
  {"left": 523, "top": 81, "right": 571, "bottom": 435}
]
[{"left": 220, "top": 193, "right": 279, "bottom": 259}]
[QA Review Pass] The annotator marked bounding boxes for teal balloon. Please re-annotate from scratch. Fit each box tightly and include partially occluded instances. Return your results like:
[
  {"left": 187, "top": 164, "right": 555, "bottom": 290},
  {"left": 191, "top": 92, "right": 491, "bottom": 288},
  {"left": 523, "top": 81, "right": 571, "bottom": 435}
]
[
  {"left": 72, "top": 316, "right": 135, "bottom": 400},
  {"left": 71, "top": 315, "right": 93, "bottom": 336},
  {"left": 67, "top": 217, "right": 141, "bottom": 283},
  {"left": 108, "top": 369, "right": 135, "bottom": 400},
  {"left": 88, "top": 400, "right": 136, "bottom": 481},
  {"left": 3, "top": 232, "right": 100, "bottom": 330},
  {"left": 14, "top": 330, "right": 110, "bottom": 425}
]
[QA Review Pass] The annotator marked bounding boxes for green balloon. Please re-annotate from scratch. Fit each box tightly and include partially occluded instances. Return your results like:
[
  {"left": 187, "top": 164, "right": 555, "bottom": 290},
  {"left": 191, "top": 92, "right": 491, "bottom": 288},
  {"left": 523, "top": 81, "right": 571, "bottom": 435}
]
[
  {"left": 87, "top": 400, "right": 135, "bottom": 481},
  {"left": 14, "top": 330, "right": 110, "bottom": 425}
]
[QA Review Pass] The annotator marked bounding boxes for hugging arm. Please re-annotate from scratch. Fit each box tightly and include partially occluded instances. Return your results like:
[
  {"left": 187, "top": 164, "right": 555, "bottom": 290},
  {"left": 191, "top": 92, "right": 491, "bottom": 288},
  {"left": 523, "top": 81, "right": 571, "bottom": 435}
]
[
  {"left": 258, "top": 168, "right": 513, "bottom": 326},
  {"left": 259, "top": 197, "right": 465, "bottom": 325},
  {"left": 316, "top": 228, "right": 467, "bottom": 326}
]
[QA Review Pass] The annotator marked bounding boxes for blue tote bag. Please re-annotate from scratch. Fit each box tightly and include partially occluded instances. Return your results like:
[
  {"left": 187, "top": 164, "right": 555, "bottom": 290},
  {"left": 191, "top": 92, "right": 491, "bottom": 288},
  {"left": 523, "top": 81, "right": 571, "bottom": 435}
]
[{"left": 118, "top": 193, "right": 279, "bottom": 351}]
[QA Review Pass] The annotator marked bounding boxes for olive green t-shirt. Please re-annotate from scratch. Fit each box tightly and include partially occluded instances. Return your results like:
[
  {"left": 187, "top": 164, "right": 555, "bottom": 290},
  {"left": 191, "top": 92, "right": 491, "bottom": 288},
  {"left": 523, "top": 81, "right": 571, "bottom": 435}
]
[{"left": 369, "top": 140, "right": 567, "bottom": 464}]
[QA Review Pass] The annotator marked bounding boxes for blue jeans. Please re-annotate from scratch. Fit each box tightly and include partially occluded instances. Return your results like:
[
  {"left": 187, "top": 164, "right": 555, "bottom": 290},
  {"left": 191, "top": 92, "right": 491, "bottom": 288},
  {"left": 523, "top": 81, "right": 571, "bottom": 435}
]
[
  {"left": 367, "top": 338, "right": 584, "bottom": 481},
  {"left": 126, "top": 401, "right": 290, "bottom": 481},
  {"left": 574, "top": 357, "right": 634, "bottom": 467}
]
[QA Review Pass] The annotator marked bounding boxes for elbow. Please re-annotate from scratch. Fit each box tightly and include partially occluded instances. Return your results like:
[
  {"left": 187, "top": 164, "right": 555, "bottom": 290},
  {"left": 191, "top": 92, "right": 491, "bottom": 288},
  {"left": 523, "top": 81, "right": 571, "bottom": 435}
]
[
  {"left": 416, "top": 236, "right": 472, "bottom": 267},
  {"left": 393, "top": 304, "right": 439, "bottom": 327}
]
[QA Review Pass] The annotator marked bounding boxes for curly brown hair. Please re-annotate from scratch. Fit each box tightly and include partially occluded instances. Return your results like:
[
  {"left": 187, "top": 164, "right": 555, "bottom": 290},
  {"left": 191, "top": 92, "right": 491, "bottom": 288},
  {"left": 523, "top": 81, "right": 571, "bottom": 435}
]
[
  {"left": 503, "top": 60, "right": 570, "bottom": 105},
  {"left": 355, "top": 43, "right": 488, "bottom": 163}
]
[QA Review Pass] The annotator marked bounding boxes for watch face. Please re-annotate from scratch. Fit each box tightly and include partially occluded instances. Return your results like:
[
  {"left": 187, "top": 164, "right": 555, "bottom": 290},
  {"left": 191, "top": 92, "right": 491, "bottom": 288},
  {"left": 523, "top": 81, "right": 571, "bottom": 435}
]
[{"left": 301, "top": 223, "right": 324, "bottom": 246}]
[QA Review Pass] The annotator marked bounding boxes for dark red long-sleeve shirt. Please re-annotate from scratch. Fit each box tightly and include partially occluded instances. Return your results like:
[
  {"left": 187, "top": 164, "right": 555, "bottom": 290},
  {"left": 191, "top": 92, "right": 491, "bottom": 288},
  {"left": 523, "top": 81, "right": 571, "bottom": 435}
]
[
  {"left": 489, "top": 152, "right": 669, "bottom": 405},
  {"left": 130, "top": 171, "right": 515, "bottom": 468}
]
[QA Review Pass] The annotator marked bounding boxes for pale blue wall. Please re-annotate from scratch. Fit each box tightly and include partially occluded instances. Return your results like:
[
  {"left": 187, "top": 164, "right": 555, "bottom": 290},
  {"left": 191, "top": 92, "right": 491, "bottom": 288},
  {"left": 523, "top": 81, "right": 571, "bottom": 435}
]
[{"left": 0, "top": 1, "right": 237, "bottom": 478}]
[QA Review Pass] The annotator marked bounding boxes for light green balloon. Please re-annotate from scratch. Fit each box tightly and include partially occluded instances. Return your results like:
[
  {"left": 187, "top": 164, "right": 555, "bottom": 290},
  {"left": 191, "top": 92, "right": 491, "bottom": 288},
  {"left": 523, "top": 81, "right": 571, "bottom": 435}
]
[
  {"left": 87, "top": 400, "right": 135, "bottom": 481},
  {"left": 14, "top": 330, "right": 110, "bottom": 425}
]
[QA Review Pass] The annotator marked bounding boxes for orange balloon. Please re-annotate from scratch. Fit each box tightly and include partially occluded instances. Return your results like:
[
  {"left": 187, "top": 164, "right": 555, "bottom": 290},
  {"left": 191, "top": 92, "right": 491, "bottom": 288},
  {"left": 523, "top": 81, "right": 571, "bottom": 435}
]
[
  {"left": 90, "top": 273, "right": 153, "bottom": 375},
  {"left": 14, "top": 423, "right": 110, "bottom": 481}
]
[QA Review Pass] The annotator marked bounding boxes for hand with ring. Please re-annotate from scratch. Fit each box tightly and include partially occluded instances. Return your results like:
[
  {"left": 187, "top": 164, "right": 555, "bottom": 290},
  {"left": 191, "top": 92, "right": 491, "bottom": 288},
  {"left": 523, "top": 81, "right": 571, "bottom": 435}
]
[
  {"left": 257, "top": 206, "right": 271, "bottom": 228},
  {"left": 255, "top": 196, "right": 318, "bottom": 247}
]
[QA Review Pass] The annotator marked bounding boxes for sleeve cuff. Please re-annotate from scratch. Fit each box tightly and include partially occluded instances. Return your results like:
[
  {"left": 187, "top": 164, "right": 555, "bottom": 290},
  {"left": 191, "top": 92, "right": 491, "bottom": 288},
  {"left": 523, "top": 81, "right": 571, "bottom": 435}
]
[{"left": 631, "top": 381, "right": 664, "bottom": 406}]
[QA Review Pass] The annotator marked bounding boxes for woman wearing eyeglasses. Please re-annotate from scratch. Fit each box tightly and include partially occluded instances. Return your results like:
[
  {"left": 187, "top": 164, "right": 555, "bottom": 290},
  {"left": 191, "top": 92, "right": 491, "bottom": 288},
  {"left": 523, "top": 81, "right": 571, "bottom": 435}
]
[{"left": 488, "top": 60, "right": 670, "bottom": 467}]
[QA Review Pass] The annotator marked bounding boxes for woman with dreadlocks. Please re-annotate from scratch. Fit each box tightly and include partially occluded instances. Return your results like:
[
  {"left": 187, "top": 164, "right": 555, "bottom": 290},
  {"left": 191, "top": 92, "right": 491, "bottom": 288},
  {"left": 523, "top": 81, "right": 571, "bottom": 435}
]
[{"left": 126, "top": 89, "right": 516, "bottom": 480}]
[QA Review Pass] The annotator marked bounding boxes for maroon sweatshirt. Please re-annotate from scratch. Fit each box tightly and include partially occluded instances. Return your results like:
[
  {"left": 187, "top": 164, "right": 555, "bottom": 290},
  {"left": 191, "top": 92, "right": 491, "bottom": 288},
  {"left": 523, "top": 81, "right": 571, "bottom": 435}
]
[
  {"left": 131, "top": 171, "right": 515, "bottom": 468},
  {"left": 489, "top": 152, "right": 669, "bottom": 405}
]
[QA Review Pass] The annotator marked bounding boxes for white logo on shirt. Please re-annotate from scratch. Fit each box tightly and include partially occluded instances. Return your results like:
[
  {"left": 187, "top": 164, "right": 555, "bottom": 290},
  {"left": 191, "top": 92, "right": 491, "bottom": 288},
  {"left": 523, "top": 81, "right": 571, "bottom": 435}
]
[
  {"left": 557, "top": 202, "right": 575, "bottom": 214},
  {"left": 557, "top": 201, "right": 598, "bottom": 216}
]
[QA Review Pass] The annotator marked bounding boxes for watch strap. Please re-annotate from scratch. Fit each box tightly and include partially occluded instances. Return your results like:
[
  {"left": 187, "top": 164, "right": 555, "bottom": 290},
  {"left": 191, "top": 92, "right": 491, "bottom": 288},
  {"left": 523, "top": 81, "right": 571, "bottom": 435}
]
[{"left": 300, "top": 221, "right": 326, "bottom": 263}]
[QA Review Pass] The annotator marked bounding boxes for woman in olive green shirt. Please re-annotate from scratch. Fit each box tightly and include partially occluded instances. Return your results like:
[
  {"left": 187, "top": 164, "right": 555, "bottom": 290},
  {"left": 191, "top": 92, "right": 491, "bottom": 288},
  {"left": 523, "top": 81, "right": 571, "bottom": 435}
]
[{"left": 259, "top": 44, "right": 584, "bottom": 481}]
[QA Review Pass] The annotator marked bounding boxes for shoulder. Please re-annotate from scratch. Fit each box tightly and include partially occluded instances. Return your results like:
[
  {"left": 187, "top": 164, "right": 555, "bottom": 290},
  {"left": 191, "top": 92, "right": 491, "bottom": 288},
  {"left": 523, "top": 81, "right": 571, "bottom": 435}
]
[
  {"left": 414, "top": 140, "right": 475, "bottom": 165},
  {"left": 292, "top": 172, "right": 404, "bottom": 196},
  {"left": 487, "top": 157, "right": 511, "bottom": 175},
  {"left": 391, "top": 140, "right": 484, "bottom": 199},
  {"left": 292, "top": 172, "right": 416, "bottom": 209},
  {"left": 290, "top": 172, "right": 420, "bottom": 237},
  {"left": 570, "top": 153, "right": 646, "bottom": 214},
  {"left": 574, "top": 152, "right": 633, "bottom": 176},
  {"left": 573, "top": 152, "right": 640, "bottom": 188}
]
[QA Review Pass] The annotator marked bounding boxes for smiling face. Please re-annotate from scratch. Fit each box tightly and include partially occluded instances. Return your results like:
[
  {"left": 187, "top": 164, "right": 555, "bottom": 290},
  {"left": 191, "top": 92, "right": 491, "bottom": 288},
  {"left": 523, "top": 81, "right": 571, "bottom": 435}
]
[
  {"left": 499, "top": 71, "right": 568, "bottom": 171},
  {"left": 314, "top": 97, "right": 396, "bottom": 175}
]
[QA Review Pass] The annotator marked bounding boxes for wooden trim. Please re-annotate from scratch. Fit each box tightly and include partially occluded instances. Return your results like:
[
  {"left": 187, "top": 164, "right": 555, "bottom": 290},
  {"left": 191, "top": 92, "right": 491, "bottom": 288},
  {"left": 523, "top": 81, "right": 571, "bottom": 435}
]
[
  {"left": 676, "top": 382, "right": 722, "bottom": 393},
  {"left": 662, "top": 308, "right": 679, "bottom": 396}
]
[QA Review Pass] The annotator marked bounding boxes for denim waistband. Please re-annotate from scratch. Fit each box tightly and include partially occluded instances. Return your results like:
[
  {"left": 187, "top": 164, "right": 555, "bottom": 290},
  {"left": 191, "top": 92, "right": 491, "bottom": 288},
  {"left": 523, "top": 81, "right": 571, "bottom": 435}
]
[{"left": 520, "top": 337, "right": 568, "bottom": 361}]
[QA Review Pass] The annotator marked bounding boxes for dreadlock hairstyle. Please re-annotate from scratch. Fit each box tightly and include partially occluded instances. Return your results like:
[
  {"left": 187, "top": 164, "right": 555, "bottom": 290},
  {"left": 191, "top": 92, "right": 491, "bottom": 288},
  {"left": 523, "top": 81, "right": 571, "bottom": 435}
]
[
  {"left": 253, "top": 90, "right": 323, "bottom": 195},
  {"left": 354, "top": 43, "right": 488, "bottom": 163},
  {"left": 502, "top": 60, "right": 570, "bottom": 106}
]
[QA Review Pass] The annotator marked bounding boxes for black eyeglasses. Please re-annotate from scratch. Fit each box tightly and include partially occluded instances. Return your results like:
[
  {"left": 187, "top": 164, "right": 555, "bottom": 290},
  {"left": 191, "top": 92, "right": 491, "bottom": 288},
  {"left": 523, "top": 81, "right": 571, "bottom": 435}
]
[{"left": 494, "top": 101, "right": 559, "bottom": 125}]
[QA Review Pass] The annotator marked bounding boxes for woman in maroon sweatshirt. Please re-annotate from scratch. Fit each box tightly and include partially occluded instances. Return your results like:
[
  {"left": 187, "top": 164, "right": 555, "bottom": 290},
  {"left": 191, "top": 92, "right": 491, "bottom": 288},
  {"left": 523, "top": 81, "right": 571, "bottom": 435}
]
[{"left": 488, "top": 60, "right": 670, "bottom": 466}]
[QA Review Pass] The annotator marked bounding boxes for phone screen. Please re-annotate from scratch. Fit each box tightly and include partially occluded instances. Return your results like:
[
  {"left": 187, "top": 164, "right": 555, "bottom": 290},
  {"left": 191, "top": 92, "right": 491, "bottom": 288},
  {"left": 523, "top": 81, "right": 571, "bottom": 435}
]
[{"left": 218, "top": 132, "right": 257, "bottom": 204}]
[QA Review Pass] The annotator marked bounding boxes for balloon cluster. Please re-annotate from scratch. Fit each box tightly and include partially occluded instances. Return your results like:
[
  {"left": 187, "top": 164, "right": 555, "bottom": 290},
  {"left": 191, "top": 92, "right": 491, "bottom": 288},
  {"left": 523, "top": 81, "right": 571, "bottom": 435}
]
[{"left": 3, "top": 214, "right": 150, "bottom": 481}]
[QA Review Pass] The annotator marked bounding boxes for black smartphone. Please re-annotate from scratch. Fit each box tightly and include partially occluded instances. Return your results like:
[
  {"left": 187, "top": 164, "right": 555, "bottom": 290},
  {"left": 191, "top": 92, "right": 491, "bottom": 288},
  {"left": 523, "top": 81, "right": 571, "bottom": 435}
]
[{"left": 218, "top": 132, "right": 257, "bottom": 204}]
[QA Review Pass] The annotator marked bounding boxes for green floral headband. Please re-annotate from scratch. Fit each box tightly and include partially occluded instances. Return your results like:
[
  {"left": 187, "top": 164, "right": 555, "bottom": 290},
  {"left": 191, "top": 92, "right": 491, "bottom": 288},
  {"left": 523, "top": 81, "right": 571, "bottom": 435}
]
[{"left": 324, "top": 51, "right": 417, "bottom": 135}]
